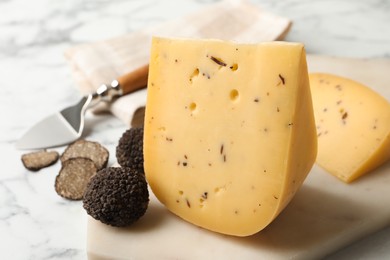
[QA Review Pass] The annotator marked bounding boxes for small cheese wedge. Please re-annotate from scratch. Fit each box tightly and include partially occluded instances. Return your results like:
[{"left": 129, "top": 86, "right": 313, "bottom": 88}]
[
  {"left": 144, "top": 37, "right": 317, "bottom": 236},
  {"left": 310, "top": 73, "right": 390, "bottom": 183}
]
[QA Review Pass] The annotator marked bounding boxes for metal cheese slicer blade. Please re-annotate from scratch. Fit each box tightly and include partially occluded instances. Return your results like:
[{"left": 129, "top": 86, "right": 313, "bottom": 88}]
[{"left": 16, "top": 96, "right": 90, "bottom": 149}]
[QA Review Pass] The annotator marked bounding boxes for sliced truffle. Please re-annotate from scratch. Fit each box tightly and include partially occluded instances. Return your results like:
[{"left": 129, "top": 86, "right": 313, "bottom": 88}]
[
  {"left": 83, "top": 167, "right": 149, "bottom": 227},
  {"left": 21, "top": 150, "right": 59, "bottom": 171},
  {"left": 55, "top": 158, "right": 97, "bottom": 200},
  {"left": 116, "top": 127, "right": 144, "bottom": 172},
  {"left": 61, "top": 140, "right": 109, "bottom": 170}
]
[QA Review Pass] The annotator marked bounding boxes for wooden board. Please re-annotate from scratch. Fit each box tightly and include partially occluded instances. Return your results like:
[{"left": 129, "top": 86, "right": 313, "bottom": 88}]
[{"left": 86, "top": 55, "right": 390, "bottom": 260}]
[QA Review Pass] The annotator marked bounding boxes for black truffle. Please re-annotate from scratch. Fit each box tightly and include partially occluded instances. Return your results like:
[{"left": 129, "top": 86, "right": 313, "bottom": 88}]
[
  {"left": 131, "top": 106, "right": 145, "bottom": 128},
  {"left": 83, "top": 167, "right": 149, "bottom": 227},
  {"left": 116, "top": 127, "right": 144, "bottom": 172}
]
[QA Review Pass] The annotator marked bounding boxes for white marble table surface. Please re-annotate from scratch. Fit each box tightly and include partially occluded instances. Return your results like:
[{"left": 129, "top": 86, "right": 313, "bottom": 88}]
[{"left": 1, "top": 0, "right": 389, "bottom": 259}]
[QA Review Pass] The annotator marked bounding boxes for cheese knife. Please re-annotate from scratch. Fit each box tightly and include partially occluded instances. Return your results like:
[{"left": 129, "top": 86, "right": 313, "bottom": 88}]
[{"left": 15, "top": 65, "right": 149, "bottom": 150}]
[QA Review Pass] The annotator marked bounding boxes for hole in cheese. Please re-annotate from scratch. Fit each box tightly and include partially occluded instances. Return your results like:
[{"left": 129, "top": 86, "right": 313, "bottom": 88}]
[
  {"left": 230, "top": 63, "right": 238, "bottom": 71},
  {"left": 230, "top": 89, "right": 239, "bottom": 101},
  {"left": 189, "top": 68, "right": 199, "bottom": 82},
  {"left": 189, "top": 102, "right": 197, "bottom": 111}
]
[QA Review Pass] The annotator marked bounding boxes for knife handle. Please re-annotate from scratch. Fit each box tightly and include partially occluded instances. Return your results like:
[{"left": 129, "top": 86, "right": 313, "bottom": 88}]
[{"left": 117, "top": 64, "right": 149, "bottom": 95}]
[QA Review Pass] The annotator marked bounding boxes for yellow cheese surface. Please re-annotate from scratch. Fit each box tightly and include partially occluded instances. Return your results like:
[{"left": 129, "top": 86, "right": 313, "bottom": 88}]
[
  {"left": 310, "top": 73, "right": 390, "bottom": 183},
  {"left": 144, "top": 37, "right": 317, "bottom": 236}
]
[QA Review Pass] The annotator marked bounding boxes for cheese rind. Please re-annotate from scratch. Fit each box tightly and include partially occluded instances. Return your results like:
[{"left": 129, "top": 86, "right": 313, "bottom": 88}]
[
  {"left": 144, "top": 37, "right": 316, "bottom": 236},
  {"left": 309, "top": 73, "right": 390, "bottom": 183}
]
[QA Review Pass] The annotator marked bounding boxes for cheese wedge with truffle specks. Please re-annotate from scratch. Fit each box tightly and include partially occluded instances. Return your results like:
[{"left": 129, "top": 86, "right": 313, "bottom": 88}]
[
  {"left": 144, "top": 37, "right": 317, "bottom": 236},
  {"left": 310, "top": 73, "right": 390, "bottom": 183}
]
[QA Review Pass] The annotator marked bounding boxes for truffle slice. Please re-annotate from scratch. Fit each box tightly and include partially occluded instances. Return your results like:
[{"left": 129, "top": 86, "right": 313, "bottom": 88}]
[
  {"left": 55, "top": 158, "right": 97, "bottom": 200},
  {"left": 21, "top": 150, "right": 59, "bottom": 171},
  {"left": 61, "top": 140, "right": 109, "bottom": 170},
  {"left": 116, "top": 127, "right": 144, "bottom": 172},
  {"left": 83, "top": 167, "right": 149, "bottom": 227}
]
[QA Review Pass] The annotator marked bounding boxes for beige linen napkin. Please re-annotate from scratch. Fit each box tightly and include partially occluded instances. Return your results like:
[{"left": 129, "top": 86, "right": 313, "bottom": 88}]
[{"left": 64, "top": 0, "right": 292, "bottom": 126}]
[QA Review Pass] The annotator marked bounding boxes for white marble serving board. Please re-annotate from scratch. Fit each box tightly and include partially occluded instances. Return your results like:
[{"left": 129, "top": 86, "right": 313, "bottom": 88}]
[{"left": 87, "top": 56, "right": 390, "bottom": 260}]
